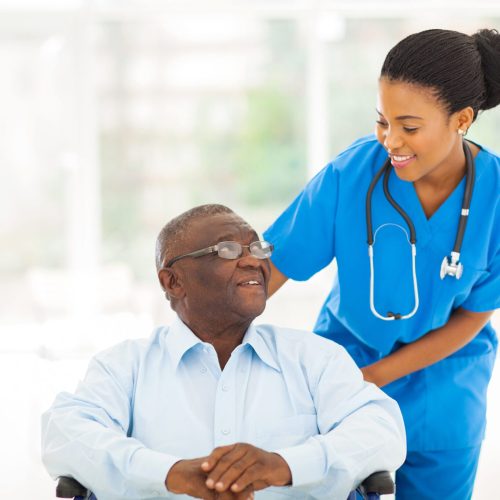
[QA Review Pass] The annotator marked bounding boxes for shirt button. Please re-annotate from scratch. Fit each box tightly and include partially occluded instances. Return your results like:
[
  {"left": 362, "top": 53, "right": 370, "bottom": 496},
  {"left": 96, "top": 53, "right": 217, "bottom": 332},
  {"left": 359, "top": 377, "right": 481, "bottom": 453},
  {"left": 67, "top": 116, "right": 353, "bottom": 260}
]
[
  {"left": 222, "top": 384, "right": 229, "bottom": 391},
  {"left": 200, "top": 367, "right": 207, "bottom": 374},
  {"left": 221, "top": 428, "right": 230, "bottom": 435}
]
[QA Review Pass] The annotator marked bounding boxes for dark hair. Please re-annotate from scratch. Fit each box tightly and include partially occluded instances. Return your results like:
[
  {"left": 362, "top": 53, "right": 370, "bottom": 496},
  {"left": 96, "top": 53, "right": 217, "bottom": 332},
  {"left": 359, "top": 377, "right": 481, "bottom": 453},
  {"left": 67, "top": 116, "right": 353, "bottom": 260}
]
[
  {"left": 155, "top": 204, "right": 235, "bottom": 272},
  {"left": 380, "top": 28, "right": 500, "bottom": 120}
]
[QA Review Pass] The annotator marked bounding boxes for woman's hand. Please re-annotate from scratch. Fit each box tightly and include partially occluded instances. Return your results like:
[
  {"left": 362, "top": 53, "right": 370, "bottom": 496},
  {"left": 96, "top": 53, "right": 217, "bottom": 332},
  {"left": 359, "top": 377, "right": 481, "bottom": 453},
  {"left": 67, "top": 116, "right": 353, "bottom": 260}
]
[{"left": 360, "top": 308, "right": 493, "bottom": 387}]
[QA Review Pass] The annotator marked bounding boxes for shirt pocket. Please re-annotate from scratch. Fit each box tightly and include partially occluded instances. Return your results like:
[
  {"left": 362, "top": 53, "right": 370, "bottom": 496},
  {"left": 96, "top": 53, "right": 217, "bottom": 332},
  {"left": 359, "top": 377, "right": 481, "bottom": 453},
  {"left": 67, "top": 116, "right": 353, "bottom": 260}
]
[{"left": 254, "top": 414, "right": 319, "bottom": 450}]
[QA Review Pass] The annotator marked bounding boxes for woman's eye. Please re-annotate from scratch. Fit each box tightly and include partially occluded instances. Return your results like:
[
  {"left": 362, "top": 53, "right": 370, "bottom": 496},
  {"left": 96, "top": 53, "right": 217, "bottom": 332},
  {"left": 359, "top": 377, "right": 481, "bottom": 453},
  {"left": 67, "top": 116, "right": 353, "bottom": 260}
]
[
  {"left": 376, "top": 120, "right": 388, "bottom": 127},
  {"left": 403, "top": 127, "right": 418, "bottom": 133}
]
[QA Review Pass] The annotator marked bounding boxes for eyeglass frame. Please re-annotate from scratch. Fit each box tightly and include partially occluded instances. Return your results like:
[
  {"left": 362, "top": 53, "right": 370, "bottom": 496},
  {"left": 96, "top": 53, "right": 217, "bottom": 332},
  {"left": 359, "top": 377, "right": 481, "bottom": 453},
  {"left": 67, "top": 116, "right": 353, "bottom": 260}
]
[{"left": 162, "top": 240, "right": 274, "bottom": 268}]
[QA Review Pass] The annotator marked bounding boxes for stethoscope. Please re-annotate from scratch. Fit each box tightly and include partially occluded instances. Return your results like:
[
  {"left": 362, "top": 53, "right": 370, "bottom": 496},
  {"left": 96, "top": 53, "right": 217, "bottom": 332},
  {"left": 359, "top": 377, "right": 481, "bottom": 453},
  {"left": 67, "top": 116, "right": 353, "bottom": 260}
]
[{"left": 365, "top": 141, "right": 475, "bottom": 321}]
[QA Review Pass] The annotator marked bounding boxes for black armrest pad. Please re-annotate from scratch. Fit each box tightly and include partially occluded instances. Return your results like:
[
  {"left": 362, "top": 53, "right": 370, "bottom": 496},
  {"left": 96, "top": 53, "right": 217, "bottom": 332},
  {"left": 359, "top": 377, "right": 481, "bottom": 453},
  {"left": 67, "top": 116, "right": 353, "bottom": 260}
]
[
  {"left": 54, "top": 471, "right": 394, "bottom": 497},
  {"left": 358, "top": 471, "right": 395, "bottom": 495},
  {"left": 56, "top": 476, "right": 89, "bottom": 498}
]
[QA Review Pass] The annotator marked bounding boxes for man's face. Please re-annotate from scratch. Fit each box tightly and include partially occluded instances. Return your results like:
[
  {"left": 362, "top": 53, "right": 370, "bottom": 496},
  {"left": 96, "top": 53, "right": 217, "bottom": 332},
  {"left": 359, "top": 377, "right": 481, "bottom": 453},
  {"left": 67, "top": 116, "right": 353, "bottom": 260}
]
[{"left": 169, "top": 213, "right": 271, "bottom": 327}]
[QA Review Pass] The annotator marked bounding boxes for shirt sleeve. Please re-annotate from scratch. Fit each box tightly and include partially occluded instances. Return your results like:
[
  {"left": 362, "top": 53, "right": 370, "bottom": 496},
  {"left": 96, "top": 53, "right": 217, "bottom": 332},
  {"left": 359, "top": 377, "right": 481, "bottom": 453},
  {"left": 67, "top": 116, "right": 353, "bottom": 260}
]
[
  {"left": 263, "top": 163, "right": 340, "bottom": 281},
  {"left": 461, "top": 247, "right": 500, "bottom": 312},
  {"left": 274, "top": 344, "right": 406, "bottom": 498},
  {"left": 41, "top": 344, "right": 178, "bottom": 499}
]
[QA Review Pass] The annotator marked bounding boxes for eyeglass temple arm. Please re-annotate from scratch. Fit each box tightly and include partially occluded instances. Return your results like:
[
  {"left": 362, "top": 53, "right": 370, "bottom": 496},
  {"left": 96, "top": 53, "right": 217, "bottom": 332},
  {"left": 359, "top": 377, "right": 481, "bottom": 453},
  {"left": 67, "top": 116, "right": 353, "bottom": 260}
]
[{"left": 164, "top": 246, "right": 218, "bottom": 268}]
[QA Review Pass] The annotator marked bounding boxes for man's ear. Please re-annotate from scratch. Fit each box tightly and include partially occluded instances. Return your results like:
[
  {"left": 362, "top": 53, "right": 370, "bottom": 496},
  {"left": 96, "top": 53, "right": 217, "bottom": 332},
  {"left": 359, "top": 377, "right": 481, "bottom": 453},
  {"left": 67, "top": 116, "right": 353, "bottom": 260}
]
[{"left": 158, "top": 267, "right": 185, "bottom": 300}]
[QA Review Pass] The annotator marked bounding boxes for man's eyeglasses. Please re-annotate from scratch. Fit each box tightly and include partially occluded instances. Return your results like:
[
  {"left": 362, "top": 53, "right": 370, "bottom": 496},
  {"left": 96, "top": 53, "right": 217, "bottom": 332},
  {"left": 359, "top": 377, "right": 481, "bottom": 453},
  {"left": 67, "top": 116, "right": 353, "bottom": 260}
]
[{"left": 163, "top": 240, "right": 274, "bottom": 268}]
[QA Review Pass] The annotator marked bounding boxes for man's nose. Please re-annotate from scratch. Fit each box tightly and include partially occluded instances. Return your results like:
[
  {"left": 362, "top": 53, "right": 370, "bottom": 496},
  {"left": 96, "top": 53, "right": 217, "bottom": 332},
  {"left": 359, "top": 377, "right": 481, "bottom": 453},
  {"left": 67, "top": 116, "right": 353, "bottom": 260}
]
[{"left": 237, "top": 248, "right": 261, "bottom": 267}]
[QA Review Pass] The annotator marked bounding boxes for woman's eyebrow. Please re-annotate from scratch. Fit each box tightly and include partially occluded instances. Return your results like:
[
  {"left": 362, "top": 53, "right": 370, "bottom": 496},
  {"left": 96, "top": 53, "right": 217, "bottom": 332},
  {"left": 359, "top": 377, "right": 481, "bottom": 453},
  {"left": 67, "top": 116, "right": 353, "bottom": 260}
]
[{"left": 376, "top": 109, "right": 423, "bottom": 120}]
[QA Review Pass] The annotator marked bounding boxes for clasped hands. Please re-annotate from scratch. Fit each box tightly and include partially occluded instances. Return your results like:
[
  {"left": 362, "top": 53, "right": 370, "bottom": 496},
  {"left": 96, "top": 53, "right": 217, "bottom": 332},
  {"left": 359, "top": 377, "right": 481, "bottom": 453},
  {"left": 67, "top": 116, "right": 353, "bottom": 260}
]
[{"left": 166, "top": 442, "right": 292, "bottom": 499}]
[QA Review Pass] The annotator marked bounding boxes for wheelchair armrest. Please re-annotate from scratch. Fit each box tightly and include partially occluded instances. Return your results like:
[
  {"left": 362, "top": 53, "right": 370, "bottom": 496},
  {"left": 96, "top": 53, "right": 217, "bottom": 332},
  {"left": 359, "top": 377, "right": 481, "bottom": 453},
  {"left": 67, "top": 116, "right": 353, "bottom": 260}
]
[
  {"left": 358, "top": 471, "right": 394, "bottom": 496},
  {"left": 56, "top": 476, "right": 89, "bottom": 498},
  {"left": 54, "top": 471, "right": 394, "bottom": 499}
]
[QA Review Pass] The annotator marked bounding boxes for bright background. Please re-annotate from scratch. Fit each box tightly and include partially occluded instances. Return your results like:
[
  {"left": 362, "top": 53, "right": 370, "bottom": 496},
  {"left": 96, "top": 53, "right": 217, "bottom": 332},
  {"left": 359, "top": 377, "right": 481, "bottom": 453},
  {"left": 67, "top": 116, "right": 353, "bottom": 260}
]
[{"left": 1, "top": 1, "right": 499, "bottom": 498}]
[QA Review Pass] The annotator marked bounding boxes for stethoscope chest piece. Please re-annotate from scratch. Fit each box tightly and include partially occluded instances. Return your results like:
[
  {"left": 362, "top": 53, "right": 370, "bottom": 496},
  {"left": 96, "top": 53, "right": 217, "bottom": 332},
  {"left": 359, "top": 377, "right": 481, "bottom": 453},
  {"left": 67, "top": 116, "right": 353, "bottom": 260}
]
[{"left": 440, "top": 253, "right": 464, "bottom": 280}]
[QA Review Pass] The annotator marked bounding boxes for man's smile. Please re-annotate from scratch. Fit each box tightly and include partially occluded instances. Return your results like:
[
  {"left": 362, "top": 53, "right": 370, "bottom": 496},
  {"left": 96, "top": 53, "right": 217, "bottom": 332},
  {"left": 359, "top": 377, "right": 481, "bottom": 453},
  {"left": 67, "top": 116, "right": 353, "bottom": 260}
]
[{"left": 236, "top": 272, "right": 266, "bottom": 290}]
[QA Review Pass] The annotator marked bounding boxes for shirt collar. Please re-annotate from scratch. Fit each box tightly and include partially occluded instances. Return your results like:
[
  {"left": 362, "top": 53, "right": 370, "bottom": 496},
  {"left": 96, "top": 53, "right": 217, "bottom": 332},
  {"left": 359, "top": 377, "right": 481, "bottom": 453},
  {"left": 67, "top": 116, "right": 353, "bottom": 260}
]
[
  {"left": 164, "top": 315, "right": 204, "bottom": 369},
  {"left": 164, "top": 316, "right": 280, "bottom": 373},
  {"left": 242, "top": 323, "right": 281, "bottom": 372}
]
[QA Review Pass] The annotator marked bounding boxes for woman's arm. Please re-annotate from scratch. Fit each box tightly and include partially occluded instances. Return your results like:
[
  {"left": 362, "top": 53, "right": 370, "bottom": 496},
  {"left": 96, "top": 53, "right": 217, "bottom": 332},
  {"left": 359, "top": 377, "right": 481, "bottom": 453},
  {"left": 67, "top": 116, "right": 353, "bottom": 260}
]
[
  {"left": 361, "top": 308, "right": 494, "bottom": 387},
  {"left": 267, "top": 260, "right": 289, "bottom": 297}
]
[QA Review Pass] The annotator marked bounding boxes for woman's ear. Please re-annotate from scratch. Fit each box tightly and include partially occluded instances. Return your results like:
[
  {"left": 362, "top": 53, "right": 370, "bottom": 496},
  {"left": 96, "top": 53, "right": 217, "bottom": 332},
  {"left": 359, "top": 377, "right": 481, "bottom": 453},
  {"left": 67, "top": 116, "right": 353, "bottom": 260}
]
[
  {"left": 158, "top": 267, "right": 185, "bottom": 300},
  {"left": 455, "top": 106, "right": 475, "bottom": 133}
]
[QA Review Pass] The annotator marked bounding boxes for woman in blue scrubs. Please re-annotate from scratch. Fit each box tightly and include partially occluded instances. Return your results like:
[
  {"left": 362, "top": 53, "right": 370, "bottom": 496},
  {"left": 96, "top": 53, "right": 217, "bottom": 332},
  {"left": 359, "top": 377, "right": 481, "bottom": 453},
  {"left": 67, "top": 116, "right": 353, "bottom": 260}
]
[{"left": 264, "top": 29, "right": 500, "bottom": 499}]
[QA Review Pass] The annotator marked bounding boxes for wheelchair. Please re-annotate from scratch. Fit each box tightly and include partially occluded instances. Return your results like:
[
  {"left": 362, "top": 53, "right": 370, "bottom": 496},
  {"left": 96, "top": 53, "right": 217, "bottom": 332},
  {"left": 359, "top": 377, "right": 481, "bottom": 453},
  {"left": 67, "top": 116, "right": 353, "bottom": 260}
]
[{"left": 55, "top": 471, "right": 394, "bottom": 499}]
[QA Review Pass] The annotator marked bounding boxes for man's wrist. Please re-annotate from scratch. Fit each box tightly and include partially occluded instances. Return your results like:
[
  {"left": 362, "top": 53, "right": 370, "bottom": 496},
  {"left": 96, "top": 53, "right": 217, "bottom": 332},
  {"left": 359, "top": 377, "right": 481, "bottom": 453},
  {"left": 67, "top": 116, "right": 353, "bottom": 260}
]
[
  {"left": 165, "top": 459, "right": 185, "bottom": 493},
  {"left": 270, "top": 452, "right": 292, "bottom": 486}
]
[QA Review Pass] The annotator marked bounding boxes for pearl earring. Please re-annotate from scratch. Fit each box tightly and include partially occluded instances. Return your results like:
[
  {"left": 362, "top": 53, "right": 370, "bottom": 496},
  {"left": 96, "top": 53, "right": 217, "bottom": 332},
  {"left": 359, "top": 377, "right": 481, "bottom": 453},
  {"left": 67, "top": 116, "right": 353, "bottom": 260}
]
[{"left": 458, "top": 129, "right": 466, "bottom": 136}]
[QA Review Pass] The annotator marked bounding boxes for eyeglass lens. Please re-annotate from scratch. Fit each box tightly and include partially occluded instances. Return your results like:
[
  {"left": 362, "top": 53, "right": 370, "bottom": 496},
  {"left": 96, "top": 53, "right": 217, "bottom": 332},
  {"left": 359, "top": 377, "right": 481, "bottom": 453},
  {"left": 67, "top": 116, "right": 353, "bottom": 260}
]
[{"left": 217, "top": 241, "right": 272, "bottom": 259}]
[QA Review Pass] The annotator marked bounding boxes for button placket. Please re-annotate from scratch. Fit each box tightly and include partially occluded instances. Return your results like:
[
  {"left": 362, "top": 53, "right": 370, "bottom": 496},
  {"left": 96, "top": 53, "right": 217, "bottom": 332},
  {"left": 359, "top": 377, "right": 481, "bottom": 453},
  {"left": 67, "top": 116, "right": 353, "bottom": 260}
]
[{"left": 213, "top": 356, "right": 238, "bottom": 446}]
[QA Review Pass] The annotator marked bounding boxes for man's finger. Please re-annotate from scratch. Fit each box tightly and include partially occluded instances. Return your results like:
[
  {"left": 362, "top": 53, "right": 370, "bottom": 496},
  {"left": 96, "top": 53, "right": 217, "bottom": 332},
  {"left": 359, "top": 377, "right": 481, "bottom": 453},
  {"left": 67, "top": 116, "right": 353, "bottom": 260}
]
[
  {"left": 212, "top": 449, "right": 258, "bottom": 492},
  {"left": 235, "top": 485, "right": 255, "bottom": 500},
  {"left": 201, "top": 444, "right": 236, "bottom": 473},
  {"left": 216, "top": 484, "right": 254, "bottom": 500},
  {"left": 205, "top": 444, "right": 250, "bottom": 490},
  {"left": 189, "top": 475, "right": 217, "bottom": 499},
  {"left": 230, "top": 464, "right": 266, "bottom": 493}
]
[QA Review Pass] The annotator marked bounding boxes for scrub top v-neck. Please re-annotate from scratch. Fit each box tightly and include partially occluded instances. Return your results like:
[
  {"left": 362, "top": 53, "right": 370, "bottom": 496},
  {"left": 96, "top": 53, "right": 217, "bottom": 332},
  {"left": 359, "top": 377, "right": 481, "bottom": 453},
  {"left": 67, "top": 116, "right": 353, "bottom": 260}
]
[{"left": 264, "top": 134, "right": 500, "bottom": 451}]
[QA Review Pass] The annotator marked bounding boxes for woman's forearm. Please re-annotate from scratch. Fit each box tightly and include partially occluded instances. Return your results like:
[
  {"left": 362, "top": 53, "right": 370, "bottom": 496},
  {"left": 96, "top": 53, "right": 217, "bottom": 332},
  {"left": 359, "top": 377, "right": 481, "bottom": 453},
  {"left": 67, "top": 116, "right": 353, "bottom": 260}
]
[
  {"left": 267, "top": 260, "right": 289, "bottom": 297},
  {"left": 362, "top": 308, "right": 494, "bottom": 387}
]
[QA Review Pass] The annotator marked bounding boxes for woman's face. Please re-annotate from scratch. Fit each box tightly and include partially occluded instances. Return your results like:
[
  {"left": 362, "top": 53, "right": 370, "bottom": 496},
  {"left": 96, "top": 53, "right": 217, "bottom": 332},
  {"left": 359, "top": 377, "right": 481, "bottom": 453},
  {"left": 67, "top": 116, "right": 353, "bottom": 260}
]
[{"left": 375, "top": 78, "right": 465, "bottom": 183}]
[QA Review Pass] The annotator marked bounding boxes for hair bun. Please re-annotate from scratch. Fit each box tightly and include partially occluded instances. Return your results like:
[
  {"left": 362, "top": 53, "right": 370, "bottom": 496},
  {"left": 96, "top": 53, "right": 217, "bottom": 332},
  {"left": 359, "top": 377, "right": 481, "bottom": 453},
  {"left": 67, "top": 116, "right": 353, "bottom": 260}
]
[{"left": 472, "top": 29, "right": 500, "bottom": 110}]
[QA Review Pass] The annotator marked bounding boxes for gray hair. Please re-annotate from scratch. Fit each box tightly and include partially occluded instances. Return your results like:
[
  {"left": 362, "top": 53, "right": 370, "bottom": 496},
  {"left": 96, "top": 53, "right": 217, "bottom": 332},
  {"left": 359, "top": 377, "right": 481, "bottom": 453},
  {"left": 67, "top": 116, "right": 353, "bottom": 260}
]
[{"left": 155, "top": 204, "right": 235, "bottom": 272}]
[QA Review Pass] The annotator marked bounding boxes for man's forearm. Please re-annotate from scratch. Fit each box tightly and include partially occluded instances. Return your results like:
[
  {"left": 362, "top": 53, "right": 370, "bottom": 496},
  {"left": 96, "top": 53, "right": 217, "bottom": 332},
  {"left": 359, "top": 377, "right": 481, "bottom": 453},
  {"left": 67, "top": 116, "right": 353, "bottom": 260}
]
[
  {"left": 362, "top": 308, "right": 493, "bottom": 387},
  {"left": 274, "top": 400, "right": 405, "bottom": 498},
  {"left": 271, "top": 349, "right": 406, "bottom": 498},
  {"left": 42, "top": 397, "right": 177, "bottom": 499}
]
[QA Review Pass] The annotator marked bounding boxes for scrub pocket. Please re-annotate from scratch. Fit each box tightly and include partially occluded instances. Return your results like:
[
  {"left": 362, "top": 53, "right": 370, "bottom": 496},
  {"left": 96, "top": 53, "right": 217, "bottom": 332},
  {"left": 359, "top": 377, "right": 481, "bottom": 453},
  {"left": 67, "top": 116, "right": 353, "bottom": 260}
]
[{"left": 423, "top": 348, "right": 496, "bottom": 450}]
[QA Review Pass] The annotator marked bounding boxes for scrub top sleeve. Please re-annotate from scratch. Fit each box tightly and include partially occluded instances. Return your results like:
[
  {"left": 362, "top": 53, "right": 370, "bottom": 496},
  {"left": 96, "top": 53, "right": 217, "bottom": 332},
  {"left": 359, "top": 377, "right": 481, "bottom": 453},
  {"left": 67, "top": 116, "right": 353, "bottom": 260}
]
[
  {"left": 461, "top": 248, "right": 500, "bottom": 312},
  {"left": 263, "top": 164, "right": 340, "bottom": 281}
]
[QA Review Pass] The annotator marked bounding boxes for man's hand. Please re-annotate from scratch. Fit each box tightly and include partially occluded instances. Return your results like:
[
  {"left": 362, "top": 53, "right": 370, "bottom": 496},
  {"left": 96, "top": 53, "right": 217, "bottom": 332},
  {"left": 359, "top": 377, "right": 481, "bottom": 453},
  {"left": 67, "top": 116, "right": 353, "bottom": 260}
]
[
  {"left": 201, "top": 443, "right": 292, "bottom": 495},
  {"left": 166, "top": 457, "right": 254, "bottom": 499}
]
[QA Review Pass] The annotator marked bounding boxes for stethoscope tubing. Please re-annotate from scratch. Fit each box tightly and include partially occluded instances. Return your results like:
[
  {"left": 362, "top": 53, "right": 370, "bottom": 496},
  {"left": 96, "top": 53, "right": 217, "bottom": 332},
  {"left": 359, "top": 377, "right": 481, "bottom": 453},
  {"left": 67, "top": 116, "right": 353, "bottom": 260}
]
[
  {"left": 452, "top": 141, "right": 475, "bottom": 255},
  {"left": 368, "top": 242, "right": 419, "bottom": 321}
]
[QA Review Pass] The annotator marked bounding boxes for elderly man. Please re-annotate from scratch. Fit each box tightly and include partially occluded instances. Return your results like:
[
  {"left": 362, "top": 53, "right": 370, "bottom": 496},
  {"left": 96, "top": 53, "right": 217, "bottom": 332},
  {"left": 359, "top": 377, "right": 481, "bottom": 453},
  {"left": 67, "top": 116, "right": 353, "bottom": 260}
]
[{"left": 42, "top": 204, "right": 406, "bottom": 500}]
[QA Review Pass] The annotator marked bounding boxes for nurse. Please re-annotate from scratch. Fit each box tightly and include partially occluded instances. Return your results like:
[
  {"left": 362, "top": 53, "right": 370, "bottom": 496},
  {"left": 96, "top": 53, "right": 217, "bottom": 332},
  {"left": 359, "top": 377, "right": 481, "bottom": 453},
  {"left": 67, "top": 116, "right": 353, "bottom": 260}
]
[{"left": 264, "top": 29, "right": 500, "bottom": 499}]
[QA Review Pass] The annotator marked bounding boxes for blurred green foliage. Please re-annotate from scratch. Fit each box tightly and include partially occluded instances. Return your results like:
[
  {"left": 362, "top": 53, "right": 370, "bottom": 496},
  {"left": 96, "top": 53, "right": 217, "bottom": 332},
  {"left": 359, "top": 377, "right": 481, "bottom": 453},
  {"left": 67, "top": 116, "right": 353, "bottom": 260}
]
[
  {"left": 192, "top": 86, "right": 306, "bottom": 207},
  {"left": 232, "top": 87, "right": 306, "bottom": 205}
]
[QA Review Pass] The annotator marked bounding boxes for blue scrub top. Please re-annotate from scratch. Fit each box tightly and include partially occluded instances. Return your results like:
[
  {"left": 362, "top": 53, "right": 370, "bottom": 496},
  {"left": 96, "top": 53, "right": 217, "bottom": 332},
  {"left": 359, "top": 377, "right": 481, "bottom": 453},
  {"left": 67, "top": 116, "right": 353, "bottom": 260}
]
[{"left": 264, "top": 135, "right": 500, "bottom": 452}]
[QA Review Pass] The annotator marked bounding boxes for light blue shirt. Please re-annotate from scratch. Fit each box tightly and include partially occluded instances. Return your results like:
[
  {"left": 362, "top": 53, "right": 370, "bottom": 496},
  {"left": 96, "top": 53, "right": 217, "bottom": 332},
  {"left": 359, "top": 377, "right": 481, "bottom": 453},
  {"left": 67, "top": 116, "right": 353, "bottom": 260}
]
[{"left": 42, "top": 316, "right": 405, "bottom": 500}]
